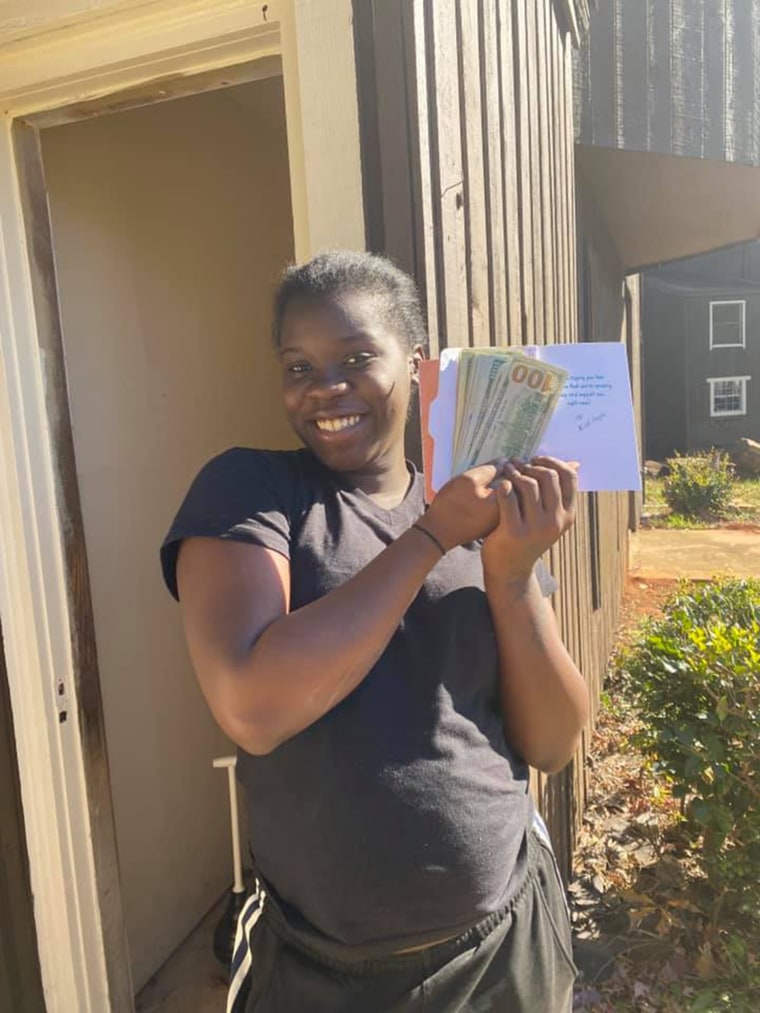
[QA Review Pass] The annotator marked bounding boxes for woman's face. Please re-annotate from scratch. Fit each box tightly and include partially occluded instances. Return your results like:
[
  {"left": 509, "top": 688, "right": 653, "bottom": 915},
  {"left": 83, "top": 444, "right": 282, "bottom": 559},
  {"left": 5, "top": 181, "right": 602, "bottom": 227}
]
[{"left": 278, "top": 291, "right": 421, "bottom": 478}]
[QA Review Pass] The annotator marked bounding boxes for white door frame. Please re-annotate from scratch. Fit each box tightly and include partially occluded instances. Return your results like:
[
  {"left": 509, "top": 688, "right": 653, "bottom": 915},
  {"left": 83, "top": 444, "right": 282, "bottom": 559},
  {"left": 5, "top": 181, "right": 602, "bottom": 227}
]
[{"left": 0, "top": 2, "right": 364, "bottom": 1010}]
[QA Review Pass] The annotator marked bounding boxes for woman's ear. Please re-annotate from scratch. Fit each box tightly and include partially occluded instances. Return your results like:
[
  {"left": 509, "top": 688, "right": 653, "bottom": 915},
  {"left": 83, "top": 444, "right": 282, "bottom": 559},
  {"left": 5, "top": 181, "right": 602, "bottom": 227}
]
[{"left": 410, "top": 345, "right": 426, "bottom": 386}]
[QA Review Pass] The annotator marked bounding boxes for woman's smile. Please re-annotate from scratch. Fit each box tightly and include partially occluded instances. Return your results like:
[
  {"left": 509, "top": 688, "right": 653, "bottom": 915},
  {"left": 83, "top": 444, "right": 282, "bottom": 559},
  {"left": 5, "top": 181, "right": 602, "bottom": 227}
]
[{"left": 312, "top": 413, "right": 365, "bottom": 434}]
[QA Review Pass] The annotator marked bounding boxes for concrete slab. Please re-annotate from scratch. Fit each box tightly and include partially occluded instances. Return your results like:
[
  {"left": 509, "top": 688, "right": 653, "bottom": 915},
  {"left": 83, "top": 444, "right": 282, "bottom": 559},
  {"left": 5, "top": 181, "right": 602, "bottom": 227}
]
[
  {"left": 135, "top": 897, "right": 228, "bottom": 1013},
  {"left": 630, "top": 528, "right": 760, "bottom": 580}
]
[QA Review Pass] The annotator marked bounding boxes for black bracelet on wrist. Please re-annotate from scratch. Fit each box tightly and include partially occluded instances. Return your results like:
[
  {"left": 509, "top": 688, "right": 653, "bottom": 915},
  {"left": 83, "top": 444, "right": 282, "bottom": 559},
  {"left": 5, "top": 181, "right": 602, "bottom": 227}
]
[{"left": 410, "top": 523, "right": 446, "bottom": 556}]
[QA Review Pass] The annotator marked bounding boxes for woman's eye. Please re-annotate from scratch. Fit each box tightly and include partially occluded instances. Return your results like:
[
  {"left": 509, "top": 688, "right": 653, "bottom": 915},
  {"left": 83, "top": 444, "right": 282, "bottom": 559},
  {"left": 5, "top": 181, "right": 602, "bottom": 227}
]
[
  {"left": 344, "top": 352, "right": 375, "bottom": 367},
  {"left": 286, "top": 362, "right": 311, "bottom": 375}
]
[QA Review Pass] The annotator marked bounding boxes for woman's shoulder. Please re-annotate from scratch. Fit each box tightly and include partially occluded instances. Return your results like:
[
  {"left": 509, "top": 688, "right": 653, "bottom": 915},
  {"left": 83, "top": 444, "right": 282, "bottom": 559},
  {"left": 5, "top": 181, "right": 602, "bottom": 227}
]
[
  {"left": 191, "top": 445, "right": 319, "bottom": 494},
  {"left": 161, "top": 447, "right": 317, "bottom": 600},
  {"left": 176, "top": 444, "right": 338, "bottom": 524},
  {"left": 202, "top": 444, "right": 307, "bottom": 474}
]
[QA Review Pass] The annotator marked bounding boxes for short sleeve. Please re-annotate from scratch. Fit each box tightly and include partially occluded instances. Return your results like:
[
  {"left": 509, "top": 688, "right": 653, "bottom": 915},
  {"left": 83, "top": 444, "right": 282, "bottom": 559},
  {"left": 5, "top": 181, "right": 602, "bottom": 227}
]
[{"left": 160, "top": 448, "right": 295, "bottom": 600}]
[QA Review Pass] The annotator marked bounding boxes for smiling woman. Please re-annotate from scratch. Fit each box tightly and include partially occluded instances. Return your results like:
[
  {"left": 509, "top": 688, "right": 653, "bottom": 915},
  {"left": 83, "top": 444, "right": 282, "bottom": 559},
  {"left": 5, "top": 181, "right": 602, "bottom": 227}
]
[{"left": 160, "top": 250, "right": 587, "bottom": 1012}]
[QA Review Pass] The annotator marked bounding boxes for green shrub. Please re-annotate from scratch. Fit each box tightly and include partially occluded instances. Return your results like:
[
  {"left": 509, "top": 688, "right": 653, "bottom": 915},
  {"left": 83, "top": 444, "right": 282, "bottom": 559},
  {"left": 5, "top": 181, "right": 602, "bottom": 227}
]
[
  {"left": 621, "top": 579, "right": 760, "bottom": 921},
  {"left": 663, "top": 451, "right": 735, "bottom": 519}
]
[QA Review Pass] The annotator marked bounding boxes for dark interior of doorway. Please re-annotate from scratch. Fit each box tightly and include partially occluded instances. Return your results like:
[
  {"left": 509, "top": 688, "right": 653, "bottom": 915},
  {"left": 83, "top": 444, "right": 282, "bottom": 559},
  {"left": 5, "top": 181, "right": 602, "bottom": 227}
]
[{"left": 0, "top": 623, "right": 46, "bottom": 1013}]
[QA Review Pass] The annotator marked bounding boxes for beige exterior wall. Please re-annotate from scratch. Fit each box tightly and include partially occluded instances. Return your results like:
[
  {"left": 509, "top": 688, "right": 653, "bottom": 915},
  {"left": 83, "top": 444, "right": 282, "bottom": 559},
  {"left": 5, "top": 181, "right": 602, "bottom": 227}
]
[{"left": 40, "top": 76, "right": 296, "bottom": 989}]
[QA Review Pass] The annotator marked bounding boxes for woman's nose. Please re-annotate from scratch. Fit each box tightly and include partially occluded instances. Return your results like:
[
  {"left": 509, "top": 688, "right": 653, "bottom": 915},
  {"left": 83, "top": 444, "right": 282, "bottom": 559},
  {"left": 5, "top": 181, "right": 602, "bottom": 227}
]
[{"left": 309, "top": 370, "right": 351, "bottom": 399}]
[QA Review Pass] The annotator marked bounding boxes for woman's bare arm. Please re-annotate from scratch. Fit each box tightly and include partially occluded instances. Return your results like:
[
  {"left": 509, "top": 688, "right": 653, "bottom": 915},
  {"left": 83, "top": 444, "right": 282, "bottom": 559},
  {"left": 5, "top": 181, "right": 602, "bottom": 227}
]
[
  {"left": 485, "top": 572, "right": 589, "bottom": 773},
  {"left": 177, "top": 464, "right": 501, "bottom": 755}
]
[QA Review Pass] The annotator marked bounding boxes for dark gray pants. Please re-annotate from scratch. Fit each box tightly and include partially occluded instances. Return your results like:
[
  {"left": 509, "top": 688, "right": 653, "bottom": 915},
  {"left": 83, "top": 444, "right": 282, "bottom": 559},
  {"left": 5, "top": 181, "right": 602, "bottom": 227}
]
[{"left": 236, "top": 829, "right": 576, "bottom": 1012}]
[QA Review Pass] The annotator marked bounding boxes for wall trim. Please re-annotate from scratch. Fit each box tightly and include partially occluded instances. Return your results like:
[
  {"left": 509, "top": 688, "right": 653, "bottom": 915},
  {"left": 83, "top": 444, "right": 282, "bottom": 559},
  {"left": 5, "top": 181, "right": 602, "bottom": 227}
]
[{"left": 0, "top": 0, "right": 281, "bottom": 114}]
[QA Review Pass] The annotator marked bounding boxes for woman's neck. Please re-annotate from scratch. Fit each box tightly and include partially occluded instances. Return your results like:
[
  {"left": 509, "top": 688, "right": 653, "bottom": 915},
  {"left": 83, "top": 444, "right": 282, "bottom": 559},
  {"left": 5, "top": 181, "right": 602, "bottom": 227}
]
[{"left": 345, "top": 454, "right": 412, "bottom": 507}]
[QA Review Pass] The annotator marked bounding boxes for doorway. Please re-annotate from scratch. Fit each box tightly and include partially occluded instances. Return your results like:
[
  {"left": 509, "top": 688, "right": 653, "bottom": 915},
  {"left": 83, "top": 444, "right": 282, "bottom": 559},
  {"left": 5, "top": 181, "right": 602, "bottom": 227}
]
[
  {"left": 38, "top": 72, "right": 296, "bottom": 992},
  {"left": 0, "top": 621, "right": 46, "bottom": 1013}
]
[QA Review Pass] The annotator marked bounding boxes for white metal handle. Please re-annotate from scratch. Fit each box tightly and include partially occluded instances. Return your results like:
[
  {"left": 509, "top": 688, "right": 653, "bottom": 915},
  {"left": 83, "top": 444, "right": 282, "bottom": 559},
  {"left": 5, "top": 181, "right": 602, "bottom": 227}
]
[{"left": 213, "top": 755, "right": 245, "bottom": 894}]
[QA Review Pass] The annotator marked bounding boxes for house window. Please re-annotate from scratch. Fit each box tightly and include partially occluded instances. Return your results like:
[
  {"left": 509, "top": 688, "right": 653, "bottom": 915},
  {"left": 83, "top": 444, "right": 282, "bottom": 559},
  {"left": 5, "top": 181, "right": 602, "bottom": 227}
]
[
  {"left": 707, "top": 376, "right": 749, "bottom": 417},
  {"left": 709, "top": 300, "right": 746, "bottom": 348}
]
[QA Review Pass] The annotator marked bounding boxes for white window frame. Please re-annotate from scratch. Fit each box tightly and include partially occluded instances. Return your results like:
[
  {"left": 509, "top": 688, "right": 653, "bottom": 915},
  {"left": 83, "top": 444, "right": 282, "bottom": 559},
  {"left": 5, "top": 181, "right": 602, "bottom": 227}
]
[
  {"left": 709, "top": 299, "right": 746, "bottom": 349},
  {"left": 707, "top": 376, "right": 750, "bottom": 417}
]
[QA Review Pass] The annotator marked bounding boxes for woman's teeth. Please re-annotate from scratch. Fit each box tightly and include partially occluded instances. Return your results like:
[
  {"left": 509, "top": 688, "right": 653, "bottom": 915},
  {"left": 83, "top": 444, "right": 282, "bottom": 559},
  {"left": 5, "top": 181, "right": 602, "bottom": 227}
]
[{"left": 315, "top": 415, "right": 361, "bottom": 433}]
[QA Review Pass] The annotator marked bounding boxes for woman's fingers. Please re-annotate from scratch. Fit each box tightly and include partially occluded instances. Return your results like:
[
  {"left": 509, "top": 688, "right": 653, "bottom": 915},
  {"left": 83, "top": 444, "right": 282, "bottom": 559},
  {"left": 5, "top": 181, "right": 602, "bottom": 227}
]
[
  {"left": 518, "top": 462, "right": 562, "bottom": 513},
  {"left": 495, "top": 479, "right": 521, "bottom": 529},
  {"left": 530, "top": 456, "right": 579, "bottom": 515},
  {"left": 482, "top": 459, "right": 577, "bottom": 578},
  {"left": 453, "top": 457, "right": 578, "bottom": 548},
  {"left": 504, "top": 462, "right": 541, "bottom": 525}
]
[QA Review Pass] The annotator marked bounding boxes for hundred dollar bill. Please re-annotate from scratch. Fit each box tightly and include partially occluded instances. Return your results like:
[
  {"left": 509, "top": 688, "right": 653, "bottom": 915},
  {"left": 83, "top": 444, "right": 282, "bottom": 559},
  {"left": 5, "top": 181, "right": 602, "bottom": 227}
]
[
  {"left": 452, "top": 351, "right": 568, "bottom": 474},
  {"left": 453, "top": 349, "right": 522, "bottom": 466},
  {"left": 454, "top": 349, "right": 522, "bottom": 463}
]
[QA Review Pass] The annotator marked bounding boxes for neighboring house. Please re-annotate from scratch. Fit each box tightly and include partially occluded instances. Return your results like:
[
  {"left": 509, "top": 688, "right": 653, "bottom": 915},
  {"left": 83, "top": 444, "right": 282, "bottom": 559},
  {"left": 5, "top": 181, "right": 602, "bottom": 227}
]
[
  {"left": 0, "top": 0, "right": 757, "bottom": 1010},
  {"left": 643, "top": 243, "right": 760, "bottom": 460}
]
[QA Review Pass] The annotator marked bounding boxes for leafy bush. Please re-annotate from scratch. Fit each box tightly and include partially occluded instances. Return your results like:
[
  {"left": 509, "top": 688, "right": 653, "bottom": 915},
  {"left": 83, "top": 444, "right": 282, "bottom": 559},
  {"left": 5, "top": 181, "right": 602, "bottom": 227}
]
[
  {"left": 621, "top": 579, "right": 760, "bottom": 922},
  {"left": 663, "top": 451, "right": 735, "bottom": 519}
]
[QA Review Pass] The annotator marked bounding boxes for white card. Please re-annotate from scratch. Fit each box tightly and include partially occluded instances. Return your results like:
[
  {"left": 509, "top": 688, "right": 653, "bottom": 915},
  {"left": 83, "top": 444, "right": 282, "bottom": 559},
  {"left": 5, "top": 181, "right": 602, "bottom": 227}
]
[{"left": 526, "top": 342, "right": 641, "bottom": 492}]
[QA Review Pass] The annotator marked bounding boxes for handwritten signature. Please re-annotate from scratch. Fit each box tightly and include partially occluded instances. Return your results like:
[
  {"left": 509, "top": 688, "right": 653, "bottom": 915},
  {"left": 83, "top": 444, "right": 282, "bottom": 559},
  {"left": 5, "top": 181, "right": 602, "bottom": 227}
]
[{"left": 576, "top": 412, "right": 608, "bottom": 432}]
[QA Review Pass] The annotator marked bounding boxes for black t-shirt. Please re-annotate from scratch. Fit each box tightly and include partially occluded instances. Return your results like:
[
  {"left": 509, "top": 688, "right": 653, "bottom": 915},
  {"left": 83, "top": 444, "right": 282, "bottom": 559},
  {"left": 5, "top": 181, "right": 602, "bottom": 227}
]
[{"left": 161, "top": 447, "right": 540, "bottom": 954}]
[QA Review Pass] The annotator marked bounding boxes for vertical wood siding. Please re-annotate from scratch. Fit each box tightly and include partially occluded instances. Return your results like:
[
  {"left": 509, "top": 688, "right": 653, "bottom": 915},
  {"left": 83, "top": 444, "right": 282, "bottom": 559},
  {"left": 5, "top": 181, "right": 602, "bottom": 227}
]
[
  {"left": 576, "top": 0, "right": 760, "bottom": 168},
  {"left": 354, "top": 0, "right": 633, "bottom": 880}
]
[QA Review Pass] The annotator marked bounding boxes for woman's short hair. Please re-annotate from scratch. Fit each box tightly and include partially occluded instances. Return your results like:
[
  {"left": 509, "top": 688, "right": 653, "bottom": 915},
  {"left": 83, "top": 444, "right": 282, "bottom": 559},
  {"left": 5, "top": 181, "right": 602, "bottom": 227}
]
[{"left": 273, "top": 250, "right": 428, "bottom": 352}]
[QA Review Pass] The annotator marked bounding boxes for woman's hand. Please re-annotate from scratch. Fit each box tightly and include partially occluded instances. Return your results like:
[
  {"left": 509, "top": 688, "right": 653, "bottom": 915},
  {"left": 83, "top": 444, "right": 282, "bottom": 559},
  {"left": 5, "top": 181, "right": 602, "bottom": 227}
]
[
  {"left": 480, "top": 456, "right": 578, "bottom": 583},
  {"left": 417, "top": 462, "right": 503, "bottom": 551}
]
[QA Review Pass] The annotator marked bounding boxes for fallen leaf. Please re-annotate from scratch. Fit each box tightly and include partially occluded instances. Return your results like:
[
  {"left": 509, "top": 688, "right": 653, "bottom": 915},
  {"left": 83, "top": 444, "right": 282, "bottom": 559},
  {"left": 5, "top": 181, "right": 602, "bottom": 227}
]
[
  {"left": 620, "top": 889, "right": 655, "bottom": 906},
  {"left": 695, "top": 945, "right": 715, "bottom": 978},
  {"left": 654, "top": 909, "right": 673, "bottom": 935},
  {"left": 665, "top": 897, "right": 701, "bottom": 914},
  {"left": 591, "top": 874, "right": 607, "bottom": 894}
]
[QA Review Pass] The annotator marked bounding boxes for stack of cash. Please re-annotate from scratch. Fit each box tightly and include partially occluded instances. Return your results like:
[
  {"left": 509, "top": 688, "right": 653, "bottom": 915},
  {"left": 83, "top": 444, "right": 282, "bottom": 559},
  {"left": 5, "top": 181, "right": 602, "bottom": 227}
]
[{"left": 451, "top": 348, "right": 568, "bottom": 475}]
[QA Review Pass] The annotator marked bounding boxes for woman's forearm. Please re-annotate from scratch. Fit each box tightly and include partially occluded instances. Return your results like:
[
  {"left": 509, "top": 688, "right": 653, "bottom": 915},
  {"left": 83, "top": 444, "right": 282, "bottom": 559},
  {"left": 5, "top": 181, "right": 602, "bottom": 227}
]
[{"left": 484, "top": 572, "right": 589, "bottom": 774}]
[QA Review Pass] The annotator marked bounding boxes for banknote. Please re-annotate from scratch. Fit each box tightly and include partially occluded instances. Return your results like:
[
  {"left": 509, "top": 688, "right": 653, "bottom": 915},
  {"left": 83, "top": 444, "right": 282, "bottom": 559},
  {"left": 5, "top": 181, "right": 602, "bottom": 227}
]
[
  {"left": 455, "top": 350, "right": 523, "bottom": 465},
  {"left": 451, "top": 349, "right": 568, "bottom": 475}
]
